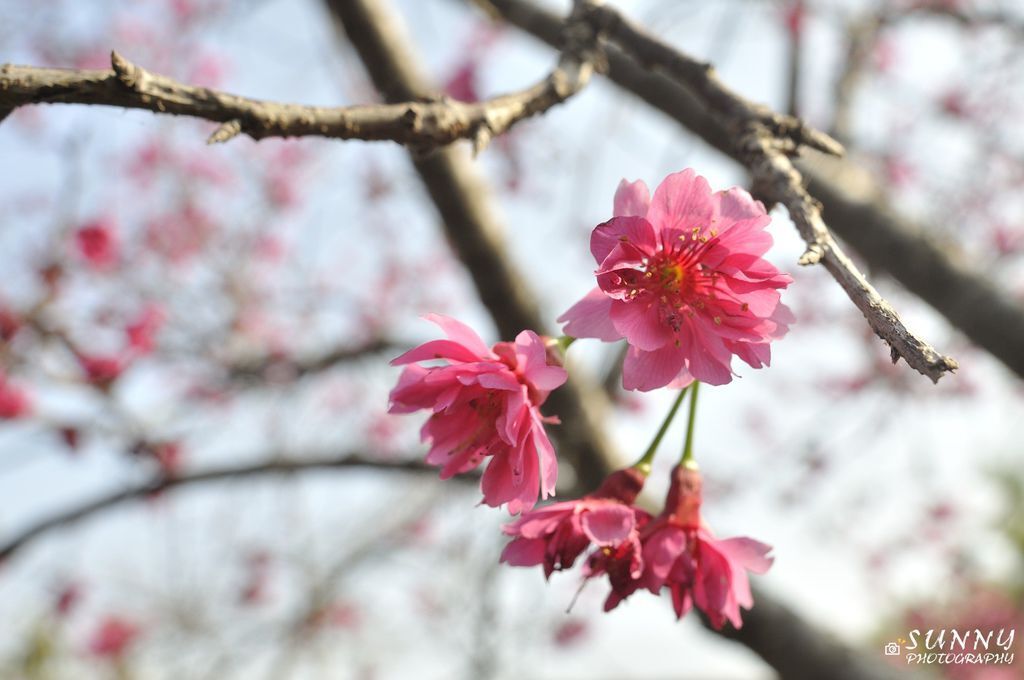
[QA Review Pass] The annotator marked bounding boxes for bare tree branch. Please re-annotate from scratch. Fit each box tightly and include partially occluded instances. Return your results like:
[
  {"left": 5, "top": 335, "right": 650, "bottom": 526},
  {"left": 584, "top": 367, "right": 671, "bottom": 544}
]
[
  {"left": 803, "top": 155, "right": 1024, "bottom": 381},
  {"left": 1, "top": 42, "right": 595, "bottom": 152},
  {"left": 0, "top": 454, "right": 465, "bottom": 563}
]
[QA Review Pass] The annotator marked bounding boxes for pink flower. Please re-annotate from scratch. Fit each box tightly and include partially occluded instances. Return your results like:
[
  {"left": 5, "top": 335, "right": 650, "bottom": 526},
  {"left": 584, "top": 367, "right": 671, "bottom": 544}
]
[
  {"left": 783, "top": 0, "right": 806, "bottom": 38},
  {"left": 145, "top": 204, "right": 213, "bottom": 263},
  {"left": 74, "top": 219, "right": 119, "bottom": 270},
  {"left": 582, "top": 520, "right": 653, "bottom": 612},
  {"left": 125, "top": 304, "right": 166, "bottom": 355},
  {"left": 500, "top": 467, "right": 648, "bottom": 577},
  {"left": 0, "top": 373, "right": 31, "bottom": 419},
  {"left": 306, "top": 601, "right": 362, "bottom": 631},
  {"left": 55, "top": 582, "right": 82, "bottom": 618},
  {"left": 444, "top": 63, "right": 479, "bottom": 103},
  {"left": 553, "top": 619, "right": 588, "bottom": 647},
  {"left": 151, "top": 441, "right": 183, "bottom": 476},
  {"left": 559, "top": 170, "right": 793, "bottom": 390},
  {"left": 88, "top": 616, "right": 141, "bottom": 658},
  {"left": 630, "top": 466, "right": 773, "bottom": 629},
  {"left": 389, "top": 315, "right": 567, "bottom": 514},
  {"left": 78, "top": 354, "right": 126, "bottom": 387}
]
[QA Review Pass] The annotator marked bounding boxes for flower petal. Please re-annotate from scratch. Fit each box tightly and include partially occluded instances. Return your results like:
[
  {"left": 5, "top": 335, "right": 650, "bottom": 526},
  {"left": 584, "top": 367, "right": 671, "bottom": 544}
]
[
  {"left": 390, "top": 340, "right": 485, "bottom": 366},
  {"left": 642, "top": 526, "right": 686, "bottom": 591},
  {"left": 591, "top": 216, "right": 658, "bottom": 264},
  {"left": 613, "top": 178, "right": 651, "bottom": 218},
  {"left": 580, "top": 504, "right": 635, "bottom": 545},
  {"left": 622, "top": 344, "right": 686, "bottom": 392},
  {"left": 646, "top": 169, "right": 715, "bottom": 241},
  {"left": 501, "top": 503, "right": 575, "bottom": 538},
  {"left": 682, "top": 320, "right": 735, "bottom": 386},
  {"left": 500, "top": 537, "right": 547, "bottom": 566},
  {"left": 716, "top": 536, "right": 774, "bottom": 575},
  {"left": 514, "top": 330, "right": 568, "bottom": 394},
  {"left": 557, "top": 287, "right": 620, "bottom": 342},
  {"left": 531, "top": 414, "right": 559, "bottom": 500},
  {"left": 423, "top": 313, "right": 493, "bottom": 358},
  {"left": 693, "top": 538, "right": 734, "bottom": 627},
  {"left": 610, "top": 300, "right": 674, "bottom": 352},
  {"left": 477, "top": 371, "right": 521, "bottom": 391}
]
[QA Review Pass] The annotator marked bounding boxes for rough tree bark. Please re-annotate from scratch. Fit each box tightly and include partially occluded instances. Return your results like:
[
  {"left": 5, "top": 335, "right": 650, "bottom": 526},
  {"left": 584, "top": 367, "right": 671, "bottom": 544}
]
[{"left": 0, "top": 48, "right": 593, "bottom": 151}]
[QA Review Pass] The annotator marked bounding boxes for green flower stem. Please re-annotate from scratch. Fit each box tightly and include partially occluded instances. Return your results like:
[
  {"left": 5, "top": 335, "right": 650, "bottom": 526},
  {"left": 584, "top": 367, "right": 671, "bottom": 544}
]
[
  {"left": 555, "top": 335, "right": 576, "bottom": 353},
  {"left": 680, "top": 381, "right": 701, "bottom": 468},
  {"left": 633, "top": 385, "right": 691, "bottom": 475}
]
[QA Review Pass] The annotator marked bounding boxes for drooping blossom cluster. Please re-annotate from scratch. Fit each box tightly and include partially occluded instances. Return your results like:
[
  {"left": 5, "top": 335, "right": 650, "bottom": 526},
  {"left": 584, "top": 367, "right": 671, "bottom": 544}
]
[
  {"left": 559, "top": 170, "right": 793, "bottom": 390},
  {"left": 502, "top": 464, "right": 772, "bottom": 629},
  {"left": 500, "top": 466, "right": 650, "bottom": 578},
  {"left": 388, "top": 169, "right": 786, "bottom": 626}
]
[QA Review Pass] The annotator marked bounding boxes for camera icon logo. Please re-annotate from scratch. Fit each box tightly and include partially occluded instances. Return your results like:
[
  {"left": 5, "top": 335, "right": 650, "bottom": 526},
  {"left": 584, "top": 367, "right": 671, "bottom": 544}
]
[{"left": 884, "top": 641, "right": 901, "bottom": 656}]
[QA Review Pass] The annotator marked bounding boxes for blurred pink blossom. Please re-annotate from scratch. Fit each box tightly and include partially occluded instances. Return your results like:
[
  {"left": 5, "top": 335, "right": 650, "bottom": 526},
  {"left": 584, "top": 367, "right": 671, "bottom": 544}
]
[
  {"left": 88, "top": 616, "right": 141, "bottom": 658},
  {"left": 0, "top": 373, "right": 32, "bottom": 419},
  {"left": 75, "top": 219, "right": 120, "bottom": 271}
]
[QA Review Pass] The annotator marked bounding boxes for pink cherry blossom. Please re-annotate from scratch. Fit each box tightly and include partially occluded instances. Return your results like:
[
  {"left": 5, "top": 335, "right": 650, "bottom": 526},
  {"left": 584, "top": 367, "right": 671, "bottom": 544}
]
[
  {"left": 629, "top": 466, "right": 773, "bottom": 629},
  {"left": 500, "top": 467, "right": 648, "bottom": 577},
  {"left": 581, "top": 515, "right": 653, "bottom": 612},
  {"left": 388, "top": 315, "right": 567, "bottom": 514},
  {"left": 151, "top": 441, "right": 183, "bottom": 476},
  {"left": 145, "top": 204, "right": 213, "bottom": 263},
  {"left": 55, "top": 582, "right": 83, "bottom": 618},
  {"left": 553, "top": 619, "right": 588, "bottom": 647},
  {"left": 559, "top": 170, "right": 793, "bottom": 390},
  {"left": 88, "top": 615, "right": 141, "bottom": 658},
  {"left": 74, "top": 219, "right": 120, "bottom": 271},
  {"left": 125, "top": 304, "right": 166, "bottom": 355},
  {"left": 0, "top": 373, "right": 32, "bottom": 419},
  {"left": 78, "top": 354, "right": 126, "bottom": 387},
  {"left": 444, "top": 63, "right": 479, "bottom": 103}
]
